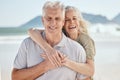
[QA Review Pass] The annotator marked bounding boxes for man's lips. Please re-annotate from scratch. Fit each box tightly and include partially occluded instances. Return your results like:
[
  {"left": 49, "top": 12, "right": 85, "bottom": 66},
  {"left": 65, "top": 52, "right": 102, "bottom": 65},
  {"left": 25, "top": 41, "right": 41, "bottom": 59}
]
[{"left": 49, "top": 26, "right": 56, "bottom": 30}]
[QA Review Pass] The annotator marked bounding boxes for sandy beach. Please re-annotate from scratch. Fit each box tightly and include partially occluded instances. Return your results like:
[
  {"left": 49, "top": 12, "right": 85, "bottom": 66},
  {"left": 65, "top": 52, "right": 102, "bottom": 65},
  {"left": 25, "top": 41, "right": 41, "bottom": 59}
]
[
  {"left": 94, "top": 64, "right": 120, "bottom": 80},
  {"left": 0, "top": 34, "right": 120, "bottom": 80}
]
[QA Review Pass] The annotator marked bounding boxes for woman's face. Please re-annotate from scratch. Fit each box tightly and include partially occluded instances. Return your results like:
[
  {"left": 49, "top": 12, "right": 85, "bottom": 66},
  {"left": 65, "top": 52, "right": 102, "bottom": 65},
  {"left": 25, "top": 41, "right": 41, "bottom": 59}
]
[{"left": 64, "top": 9, "right": 80, "bottom": 36}]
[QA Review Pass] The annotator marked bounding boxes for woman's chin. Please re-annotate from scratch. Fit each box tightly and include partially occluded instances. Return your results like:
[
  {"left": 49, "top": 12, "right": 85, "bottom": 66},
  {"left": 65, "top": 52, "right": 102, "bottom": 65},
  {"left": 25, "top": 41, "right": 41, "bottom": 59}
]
[{"left": 68, "top": 30, "right": 78, "bottom": 34}]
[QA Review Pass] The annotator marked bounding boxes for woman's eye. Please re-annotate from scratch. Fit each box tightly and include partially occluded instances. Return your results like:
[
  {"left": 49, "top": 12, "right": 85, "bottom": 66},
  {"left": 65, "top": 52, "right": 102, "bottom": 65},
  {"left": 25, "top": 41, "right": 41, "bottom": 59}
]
[{"left": 73, "top": 18, "right": 77, "bottom": 20}]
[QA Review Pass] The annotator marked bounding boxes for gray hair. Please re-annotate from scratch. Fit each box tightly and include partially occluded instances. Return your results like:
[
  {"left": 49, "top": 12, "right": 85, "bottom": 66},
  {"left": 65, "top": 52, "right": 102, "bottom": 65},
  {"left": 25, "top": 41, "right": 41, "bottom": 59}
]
[
  {"left": 42, "top": 1, "right": 65, "bottom": 18},
  {"left": 65, "top": 6, "right": 88, "bottom": 34},
  {"left": 65, "top": 6, "right": 83, "bottom": 20}
]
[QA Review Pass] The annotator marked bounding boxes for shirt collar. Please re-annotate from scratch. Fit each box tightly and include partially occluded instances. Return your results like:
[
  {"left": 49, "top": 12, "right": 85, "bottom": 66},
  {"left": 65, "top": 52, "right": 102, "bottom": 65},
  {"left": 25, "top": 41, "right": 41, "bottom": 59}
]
[
  {"left": 42, "top": 32, "right": 66, "bottom": 48},
  {"left": 54, "top": 33, "right": 66, "bottom": 48}
]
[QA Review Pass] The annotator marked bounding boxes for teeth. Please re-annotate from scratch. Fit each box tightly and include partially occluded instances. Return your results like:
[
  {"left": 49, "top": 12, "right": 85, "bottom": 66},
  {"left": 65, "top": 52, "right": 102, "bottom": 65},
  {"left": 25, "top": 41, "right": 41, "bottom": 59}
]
[
  {"left": 49, "top": 26, "right": 56, "bottom": 30},
  {"left": 69, "top": 26, "right": 76, "bottom": 29}
]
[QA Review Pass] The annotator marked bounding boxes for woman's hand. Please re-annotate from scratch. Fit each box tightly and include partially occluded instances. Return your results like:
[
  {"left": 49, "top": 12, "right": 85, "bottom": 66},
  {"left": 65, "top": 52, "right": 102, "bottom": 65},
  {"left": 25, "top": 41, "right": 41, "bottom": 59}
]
[{"left": 40, "top": 51, "right": 67, "bottom": 68}]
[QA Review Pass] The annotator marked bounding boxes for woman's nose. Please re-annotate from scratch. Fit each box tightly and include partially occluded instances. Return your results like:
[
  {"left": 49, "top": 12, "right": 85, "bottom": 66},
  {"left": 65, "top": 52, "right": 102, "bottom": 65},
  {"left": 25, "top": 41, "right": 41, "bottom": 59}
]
[{"left": 70, "top": 19, "right": 74, "bottom": 24}]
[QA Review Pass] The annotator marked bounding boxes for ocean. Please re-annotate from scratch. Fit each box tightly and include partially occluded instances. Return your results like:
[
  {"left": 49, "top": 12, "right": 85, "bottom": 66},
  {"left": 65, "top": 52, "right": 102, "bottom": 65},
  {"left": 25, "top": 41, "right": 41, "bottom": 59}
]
[{"left": 0, "top": 33, "right": 120, "bottom": 80}]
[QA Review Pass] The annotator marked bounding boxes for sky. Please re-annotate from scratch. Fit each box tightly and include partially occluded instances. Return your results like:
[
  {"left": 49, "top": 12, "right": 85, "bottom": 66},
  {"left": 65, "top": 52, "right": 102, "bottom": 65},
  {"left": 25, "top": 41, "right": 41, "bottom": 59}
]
[{"left": 0, "top": 0, "right": 120, "bottom": 27}]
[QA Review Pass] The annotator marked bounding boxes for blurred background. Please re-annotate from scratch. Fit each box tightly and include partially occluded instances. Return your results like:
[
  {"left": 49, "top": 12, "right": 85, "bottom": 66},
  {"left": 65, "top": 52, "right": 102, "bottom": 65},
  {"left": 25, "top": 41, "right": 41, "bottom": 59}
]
[{"left": 0, "top": 0, "right": 120, "bottom": 80}]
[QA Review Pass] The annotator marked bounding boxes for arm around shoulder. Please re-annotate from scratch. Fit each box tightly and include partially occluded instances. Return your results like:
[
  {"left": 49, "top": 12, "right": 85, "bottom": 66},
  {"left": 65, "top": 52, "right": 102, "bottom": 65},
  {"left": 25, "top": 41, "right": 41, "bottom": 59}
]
[{"left": 28, "top": 28, "right": 53, "bottom": 52}]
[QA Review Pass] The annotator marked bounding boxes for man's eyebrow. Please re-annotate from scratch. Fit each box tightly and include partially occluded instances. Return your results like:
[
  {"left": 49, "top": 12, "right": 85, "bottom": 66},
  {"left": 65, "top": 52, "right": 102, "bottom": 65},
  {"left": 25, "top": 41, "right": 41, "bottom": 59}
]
[{"left": 45, "top": 15, "right": 49, "bottom": 17}]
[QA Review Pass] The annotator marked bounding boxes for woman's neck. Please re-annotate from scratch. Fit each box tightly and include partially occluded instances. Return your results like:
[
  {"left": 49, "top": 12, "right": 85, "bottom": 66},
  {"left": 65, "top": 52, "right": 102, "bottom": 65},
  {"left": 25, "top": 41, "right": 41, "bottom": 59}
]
[{"left": 68, "top": 32, "right": 79, "bottom": 40}]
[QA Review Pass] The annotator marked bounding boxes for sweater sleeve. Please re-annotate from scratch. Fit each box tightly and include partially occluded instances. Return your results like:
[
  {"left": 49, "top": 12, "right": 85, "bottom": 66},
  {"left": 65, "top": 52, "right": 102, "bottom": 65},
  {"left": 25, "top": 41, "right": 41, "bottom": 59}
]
[{"left": 77, "top": 33, "right": 96, "bottom": 60}]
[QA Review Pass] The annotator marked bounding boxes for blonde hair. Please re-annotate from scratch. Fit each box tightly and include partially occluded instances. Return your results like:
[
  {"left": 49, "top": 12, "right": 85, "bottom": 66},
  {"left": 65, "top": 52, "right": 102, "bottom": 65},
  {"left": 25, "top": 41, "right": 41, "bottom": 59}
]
[
  {"left": 65, "top": 6, "right": 88, "bottom": 34},
  {"left": 42, "top": 1, "right": 65, "bottom": 18}
]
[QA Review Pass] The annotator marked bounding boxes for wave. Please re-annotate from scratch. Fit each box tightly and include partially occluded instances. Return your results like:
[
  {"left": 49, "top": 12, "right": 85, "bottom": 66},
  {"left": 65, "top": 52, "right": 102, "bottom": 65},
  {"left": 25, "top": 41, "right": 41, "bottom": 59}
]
[
  {"left": 0, "top": 32, "right": 120, "bottom": 44},
  {"left": 0, "top": 35, "right": 28, "bottom": 44}
]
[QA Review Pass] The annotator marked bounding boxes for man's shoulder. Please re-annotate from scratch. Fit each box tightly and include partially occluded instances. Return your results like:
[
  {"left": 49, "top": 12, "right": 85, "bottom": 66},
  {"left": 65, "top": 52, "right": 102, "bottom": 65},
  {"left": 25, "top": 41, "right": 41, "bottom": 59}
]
[
  {"left": 22, "top": 37, "right": 35, "bottom": 46},
  {"left": 23, "top": 37, "right": 33, "bottom": 43}
]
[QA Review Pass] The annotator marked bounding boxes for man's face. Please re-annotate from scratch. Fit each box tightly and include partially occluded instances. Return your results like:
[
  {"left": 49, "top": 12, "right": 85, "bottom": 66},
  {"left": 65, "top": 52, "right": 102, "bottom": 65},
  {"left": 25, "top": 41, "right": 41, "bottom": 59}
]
[{"left": 42, "top": 8, "right": 65, "bottom": 35}]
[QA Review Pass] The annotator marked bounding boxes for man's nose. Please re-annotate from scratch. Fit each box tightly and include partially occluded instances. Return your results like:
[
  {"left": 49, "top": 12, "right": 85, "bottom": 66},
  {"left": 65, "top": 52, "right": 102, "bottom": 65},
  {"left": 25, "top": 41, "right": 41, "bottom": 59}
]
[{"left": 50, "top": 20, "right": 56, "bottom": 26}]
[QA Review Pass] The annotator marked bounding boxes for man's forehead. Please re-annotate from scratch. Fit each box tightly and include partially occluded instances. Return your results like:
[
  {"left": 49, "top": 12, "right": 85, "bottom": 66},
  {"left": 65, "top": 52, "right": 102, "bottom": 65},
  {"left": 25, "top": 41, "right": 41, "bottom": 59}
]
[
  {"left": 44, "top": 9, "right": 63, "bottom": 17},
  {"left": 45, "top": 8, "right": 62, "bottom": 13},
  {"left": 45, "top": 12, "right": 62, "bottom": 16}
]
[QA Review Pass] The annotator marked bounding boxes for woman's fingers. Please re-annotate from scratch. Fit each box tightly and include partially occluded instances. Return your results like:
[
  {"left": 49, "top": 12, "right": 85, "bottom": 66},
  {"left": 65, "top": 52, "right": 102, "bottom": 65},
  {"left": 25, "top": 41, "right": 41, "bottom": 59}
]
[
  {"left": 49, "top": 50, "right": 61, "bottom": 67},
  {"left": 53, "top": 51, "right": 62, "bottom": 67},
  {"left": 45, "top": 52, "right": 59, "bottom": 67},
  {"left": 57, "top": 51, "right": 67, "bottom": 60},
  {"left": 40, "top": 53, "right": 47, "bottom": 59},
  {"left": 40, "top": 53, "right": 57, "bottom": 67},
  {"left": 41, "top": 51, "right": 67, "bottom": 67},
  {"left": 46, "top": 50, "right": 62, "bottom": 67},
  {"left": 41, "top": 52, "right": 60, "bottom": 67}
]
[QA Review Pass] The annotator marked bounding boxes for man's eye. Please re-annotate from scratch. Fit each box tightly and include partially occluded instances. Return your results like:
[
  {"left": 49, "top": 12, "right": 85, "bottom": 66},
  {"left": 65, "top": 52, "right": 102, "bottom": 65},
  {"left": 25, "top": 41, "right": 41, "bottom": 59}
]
[
  {"left": 55, "top": 18, "right": 60, "bottom": 21},
  {"left": 45, "top": 17, "right": 51, "bottom": 21},
  {"left": 47, "top": 18, "right": 51, "bottom": 21}
]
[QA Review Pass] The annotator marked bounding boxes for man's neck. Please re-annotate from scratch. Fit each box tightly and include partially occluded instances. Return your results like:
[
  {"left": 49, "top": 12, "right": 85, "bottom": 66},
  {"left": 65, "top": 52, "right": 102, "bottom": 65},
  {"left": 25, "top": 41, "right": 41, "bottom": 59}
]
[{"left": 45, "top": 32, "right": 62, "bottom": 47}]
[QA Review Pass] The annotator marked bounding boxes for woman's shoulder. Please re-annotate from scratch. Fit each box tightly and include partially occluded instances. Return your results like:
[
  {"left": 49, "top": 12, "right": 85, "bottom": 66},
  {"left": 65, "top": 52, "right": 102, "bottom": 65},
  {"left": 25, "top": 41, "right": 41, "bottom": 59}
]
[
  {"left": 79, "top": 33, "right": 93, "bottom": 41},
  {"left": 78, "top": 33, "right": 96, "bottom": 60},
  {"left": 76, "top": 33, "right": 94, "bottom": 46}
]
